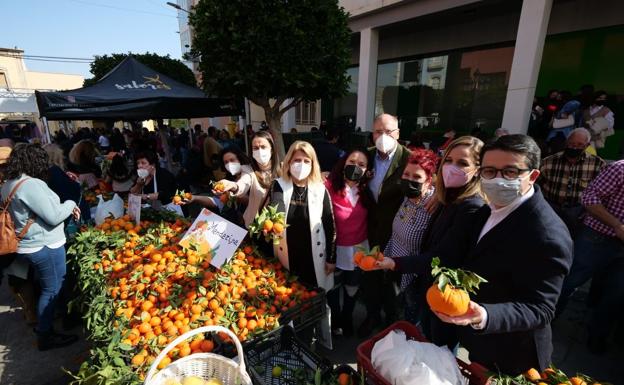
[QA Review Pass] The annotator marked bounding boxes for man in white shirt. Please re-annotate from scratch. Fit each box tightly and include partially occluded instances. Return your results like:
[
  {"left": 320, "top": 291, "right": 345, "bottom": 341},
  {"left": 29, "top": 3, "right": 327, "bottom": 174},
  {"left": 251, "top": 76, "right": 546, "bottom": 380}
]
[{"left": 432, "top": 134, "right": 573, "bottom": 374}]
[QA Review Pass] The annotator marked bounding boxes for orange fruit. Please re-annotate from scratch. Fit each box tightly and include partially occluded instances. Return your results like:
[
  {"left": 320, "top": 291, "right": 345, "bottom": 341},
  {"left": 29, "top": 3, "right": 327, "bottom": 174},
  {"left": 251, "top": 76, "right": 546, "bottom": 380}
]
[
  {"left": 200, "top": 339, "right": 214, "bottom": 352},
  {"left": 570, "top": 378, "right": 587, "bottom": 385},
  {"left": 173, "top": 196, "right": 182, "bottom": 204},
  {"left": 263, "top": 219, "right": 273, "bottom": 232},
  {"left": 524, "top": 368, "right": 541, "bottom": 381},
  {"left": 131, "top": 353, "right": 145, "bottom": 366},
  {"left": 272, "top": 222, "right": 284, "bottom": 234},
  {"left": 338, "top": 373, "right": 351, "bottom": 385},
  {"left": 157, "top": 355, "right": 171, "bottom": 369},
  {"left": 359, "top": 256, "right": 377, "bottom": 270}
]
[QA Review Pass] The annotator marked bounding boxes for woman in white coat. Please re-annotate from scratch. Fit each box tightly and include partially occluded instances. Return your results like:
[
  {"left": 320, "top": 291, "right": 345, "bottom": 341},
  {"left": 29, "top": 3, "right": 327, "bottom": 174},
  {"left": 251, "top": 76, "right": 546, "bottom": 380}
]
[{"left": 265, "top": 141, "right": 336, "bottom": 291}]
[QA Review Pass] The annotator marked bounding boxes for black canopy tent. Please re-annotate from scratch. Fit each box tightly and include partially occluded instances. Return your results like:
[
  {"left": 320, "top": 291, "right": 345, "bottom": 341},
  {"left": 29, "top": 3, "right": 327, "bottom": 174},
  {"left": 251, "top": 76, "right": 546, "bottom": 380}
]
[{"left": 35, "top": 56, "right": 243, "bottom": 121}]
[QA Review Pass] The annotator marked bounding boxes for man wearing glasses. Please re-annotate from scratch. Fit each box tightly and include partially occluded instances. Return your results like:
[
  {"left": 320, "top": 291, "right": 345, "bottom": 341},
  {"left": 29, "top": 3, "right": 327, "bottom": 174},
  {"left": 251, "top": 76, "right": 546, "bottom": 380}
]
[
  {"left": 433, "top": 134, "right": 573, "bottom": 374},
  {"left": 358, "top": 113, "right": 410, "bottom": 337}
]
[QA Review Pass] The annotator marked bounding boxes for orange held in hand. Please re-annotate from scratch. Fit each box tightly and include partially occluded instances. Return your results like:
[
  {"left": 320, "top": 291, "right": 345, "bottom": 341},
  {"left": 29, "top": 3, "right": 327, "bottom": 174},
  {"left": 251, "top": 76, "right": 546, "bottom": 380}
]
[
  {"left": 425, "top": 257, "right": 487, "bottom": 317},
  {"left": 353, "top": 246, "right": 384, "bottom": 271},
  {"left": 172, "top": 189, "right": 192, "bottom": 205}
]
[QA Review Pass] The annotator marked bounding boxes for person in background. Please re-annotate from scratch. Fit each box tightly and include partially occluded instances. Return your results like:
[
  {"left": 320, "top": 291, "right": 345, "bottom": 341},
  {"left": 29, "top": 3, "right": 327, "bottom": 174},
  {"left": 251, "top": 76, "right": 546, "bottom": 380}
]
[
  {"left": 383, "top": 149, "right": 437, "bottom": 326},
  {"left": 1, "top": 143, "right": 81, "bottom": 351},
  {"left": 212, "top": 131, "right": 281, "bottom": 227},
  {"left": 325, "top": 149, "right": 373, "bottom": 336},
  {"left": 540, "top": 128, "right": 605, "bottom": 237},
  {"left": 203, "top": 126, "right": 224, "bottom": 180},
  {"left": 556, "top": 159, "right": 624, "bottom": 354},
  {"left": 187, "top": 147, "right": 253, "bottom": 226},
  {"left": 98, "top": 129, "right": 110, "bottom": 153},
  {"left": 359, "top": 113, "right": 410, "bottom": 337},
  {"left": 313, "top": 128, "right": 345, "bottom": 173},
  {"left": 376, "top": 136, "right": 487, "bottom": 346},
  {"left": 584, "top": 90, "right": 616, "bottom": 150},
  {"left": 265, "top": 141, "right": 336, "bottom": 291},
  {"left": 106, "top": 154, "right": 135, "bottom": 194},
  {"left": 130, "top": 150, "right": 177, "bottom": 207},
  {"left": 67, "top": 139, "right": 101, "bottom": 188}
]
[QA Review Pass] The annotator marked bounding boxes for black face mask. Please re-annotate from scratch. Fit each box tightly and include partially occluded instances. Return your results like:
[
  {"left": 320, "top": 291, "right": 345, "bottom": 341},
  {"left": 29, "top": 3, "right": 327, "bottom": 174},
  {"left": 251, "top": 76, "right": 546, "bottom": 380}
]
[
  {"left": 564, "top": 147, "right": 584, "bottom": 159},
  {"left": 344, "top": 164, "right": 364, "bottom": 182},
  {"left": 594, "top": 100, "right": 606, "bottom": 106},
  {"left": 401, "top": 179, "right": 423, "bottom": 198}
]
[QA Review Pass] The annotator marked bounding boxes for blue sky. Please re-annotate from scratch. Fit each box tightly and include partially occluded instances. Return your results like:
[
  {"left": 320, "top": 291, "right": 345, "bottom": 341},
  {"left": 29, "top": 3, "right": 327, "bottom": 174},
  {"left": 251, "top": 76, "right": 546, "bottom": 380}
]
[{"left": 0, "top": 0, "right": 183, "bottom": 79}]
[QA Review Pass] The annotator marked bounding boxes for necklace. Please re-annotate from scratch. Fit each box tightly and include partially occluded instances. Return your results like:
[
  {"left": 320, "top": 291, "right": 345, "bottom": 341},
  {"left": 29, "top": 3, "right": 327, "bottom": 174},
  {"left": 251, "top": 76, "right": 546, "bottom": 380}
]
[{"left": 294, "top": 186, "right": 307, "bottom": 203}]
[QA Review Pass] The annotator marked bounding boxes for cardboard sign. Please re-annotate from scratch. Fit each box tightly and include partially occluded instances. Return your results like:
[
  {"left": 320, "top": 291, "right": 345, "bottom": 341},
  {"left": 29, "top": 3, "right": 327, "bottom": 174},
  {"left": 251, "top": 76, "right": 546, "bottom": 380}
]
[
  {"left": 127, "top": 193, "right": 142, "bottom": 224},
  {"left": 179, "top": 208, "right": 247, "bottom": 269}
]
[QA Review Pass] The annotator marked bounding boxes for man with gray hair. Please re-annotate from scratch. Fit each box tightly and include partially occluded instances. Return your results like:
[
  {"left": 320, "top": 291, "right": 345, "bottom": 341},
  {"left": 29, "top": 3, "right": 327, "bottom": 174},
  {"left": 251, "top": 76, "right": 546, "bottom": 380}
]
[{"left": 539, "top": 127, "right": 605, "bottom": 236}]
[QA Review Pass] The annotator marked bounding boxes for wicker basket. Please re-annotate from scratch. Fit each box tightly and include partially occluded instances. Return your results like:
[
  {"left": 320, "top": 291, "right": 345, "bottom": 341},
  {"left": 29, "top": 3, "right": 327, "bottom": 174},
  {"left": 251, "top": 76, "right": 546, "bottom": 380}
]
[{"left": 144, "top": 326, "right": 253, "bottom": 385}]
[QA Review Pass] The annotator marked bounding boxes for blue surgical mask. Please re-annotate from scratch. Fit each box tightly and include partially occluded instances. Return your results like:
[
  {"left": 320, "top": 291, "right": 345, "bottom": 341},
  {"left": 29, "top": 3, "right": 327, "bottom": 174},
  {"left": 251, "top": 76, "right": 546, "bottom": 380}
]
[{"left": 480, "top": 176, "right": 528, "bottom": 207}]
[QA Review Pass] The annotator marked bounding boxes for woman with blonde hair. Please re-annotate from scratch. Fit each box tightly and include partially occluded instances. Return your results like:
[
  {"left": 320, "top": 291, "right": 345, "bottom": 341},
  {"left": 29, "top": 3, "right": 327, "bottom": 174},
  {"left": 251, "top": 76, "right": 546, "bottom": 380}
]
[
  {"left": 67, "top": 139, "right": 100, "bottom": 188},
  {"left": 376, "top": 136, "right": 487, "bottom": 344},
  {"left": 265, "top": 141, "right": 336, "bottom": 291},
  {"left": 43, "top": 143, "right": 65, "bottom": 170}
]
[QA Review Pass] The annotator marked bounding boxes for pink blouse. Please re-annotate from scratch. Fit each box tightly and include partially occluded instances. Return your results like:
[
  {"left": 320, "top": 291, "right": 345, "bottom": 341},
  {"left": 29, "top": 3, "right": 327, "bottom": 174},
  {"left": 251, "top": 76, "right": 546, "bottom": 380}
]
[{"left": 325, "top": 180, "right": 368, "bottom": 246}]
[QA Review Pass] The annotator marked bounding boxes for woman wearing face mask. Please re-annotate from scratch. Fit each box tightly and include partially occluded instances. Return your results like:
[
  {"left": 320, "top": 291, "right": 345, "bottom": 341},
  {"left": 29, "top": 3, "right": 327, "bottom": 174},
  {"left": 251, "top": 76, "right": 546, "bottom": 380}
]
[
  {"left": 376, "top": 137, "right": 487, "bottom": 344},
  {"left": 381, "top": 149, "right": 438, "bottom": 327},
  {"left": 212, "top": 131, "right": 280, "bottom": 227},
  {"left": 129, "top": 150, "right": 178, "bottom": 207},
  {"left": 324, "top": 149, "right": 373, "bottom": 336},
  {"left": 186, "top": 148, "right": 252, "bottom": 224},
  {"left": 265, "top": 141, "right": 336, "bottom": 291}
]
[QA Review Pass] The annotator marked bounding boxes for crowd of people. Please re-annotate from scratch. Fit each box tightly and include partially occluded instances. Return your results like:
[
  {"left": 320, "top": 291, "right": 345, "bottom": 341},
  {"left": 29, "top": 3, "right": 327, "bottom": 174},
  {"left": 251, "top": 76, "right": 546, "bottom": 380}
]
[{"left": 0, "top": 111, "right": 622, "bottom": 375}]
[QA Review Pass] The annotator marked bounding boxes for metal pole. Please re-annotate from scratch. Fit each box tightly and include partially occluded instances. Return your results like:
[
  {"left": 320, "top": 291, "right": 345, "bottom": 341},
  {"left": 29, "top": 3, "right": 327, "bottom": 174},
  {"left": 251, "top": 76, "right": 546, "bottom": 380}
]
[{"left": 42, "top": 117, "right": 51, "bottom": 144}]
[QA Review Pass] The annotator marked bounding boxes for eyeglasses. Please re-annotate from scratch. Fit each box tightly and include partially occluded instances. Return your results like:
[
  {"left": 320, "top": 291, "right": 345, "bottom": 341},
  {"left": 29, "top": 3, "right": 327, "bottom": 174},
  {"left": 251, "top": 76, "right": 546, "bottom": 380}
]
[
  {"left": 373, "top": 129, "right": 398, "bottom": 136},
  {"left": 479, "top": 166, "right": 531, "bottom": 180}
]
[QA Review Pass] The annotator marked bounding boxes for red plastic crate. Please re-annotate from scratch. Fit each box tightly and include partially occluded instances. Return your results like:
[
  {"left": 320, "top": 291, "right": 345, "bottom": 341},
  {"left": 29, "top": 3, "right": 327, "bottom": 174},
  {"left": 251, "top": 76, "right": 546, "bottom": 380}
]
[{"left": 356, "top": 321, "right": 490, "bottom": 385}]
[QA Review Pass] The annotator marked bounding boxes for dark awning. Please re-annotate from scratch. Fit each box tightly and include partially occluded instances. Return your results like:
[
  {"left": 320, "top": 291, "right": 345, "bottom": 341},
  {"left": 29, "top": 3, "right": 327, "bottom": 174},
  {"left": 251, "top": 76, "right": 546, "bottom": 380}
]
[{"left": 36, "top": 57, "right": 243, "bottom": 120}]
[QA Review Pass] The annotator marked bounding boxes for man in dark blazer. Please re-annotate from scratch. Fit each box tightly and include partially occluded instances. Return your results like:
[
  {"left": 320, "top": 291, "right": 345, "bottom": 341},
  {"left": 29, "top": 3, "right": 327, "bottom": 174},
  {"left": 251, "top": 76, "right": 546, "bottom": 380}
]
[
  {"left": 358, "top": 113, "right": 410, "bottom": 337},
  {"left": 433, "top": 135, "right": 573, "bottom": 374}
]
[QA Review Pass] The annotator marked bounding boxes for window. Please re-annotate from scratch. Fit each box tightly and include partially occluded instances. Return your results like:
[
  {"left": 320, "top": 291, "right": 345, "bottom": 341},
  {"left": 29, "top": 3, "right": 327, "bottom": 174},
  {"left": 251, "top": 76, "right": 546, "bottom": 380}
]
[
  {"left": 0, "top": 72, "right": 8, "bottom": 89},
  {"left": 296, "top": 101, "right": 317, "bottom": 125},
  {"left": 429, "top": 76, "right": 441, "bottom": 90}
]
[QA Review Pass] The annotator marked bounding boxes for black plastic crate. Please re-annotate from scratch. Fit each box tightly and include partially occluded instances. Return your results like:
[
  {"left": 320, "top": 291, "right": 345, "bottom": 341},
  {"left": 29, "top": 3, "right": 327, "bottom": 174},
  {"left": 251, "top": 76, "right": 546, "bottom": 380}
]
[
  {"left": 245, "top": 325, "right": 332, "bottom": 385},
  {"left": 279, "top": 287, "right": 327, "bottom": 331}
]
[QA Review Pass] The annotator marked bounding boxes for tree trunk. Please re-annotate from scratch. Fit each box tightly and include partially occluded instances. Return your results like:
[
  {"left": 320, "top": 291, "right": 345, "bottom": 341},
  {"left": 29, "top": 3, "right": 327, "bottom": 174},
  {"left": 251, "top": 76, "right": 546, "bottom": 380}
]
[{"left": 264, "top": 107, "right": 286, "bottom": 161}]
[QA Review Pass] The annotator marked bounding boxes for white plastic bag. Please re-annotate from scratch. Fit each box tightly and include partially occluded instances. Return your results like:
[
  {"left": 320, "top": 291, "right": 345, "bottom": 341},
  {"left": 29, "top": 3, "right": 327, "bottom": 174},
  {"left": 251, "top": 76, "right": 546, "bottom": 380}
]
[
  {"left": 371, "top": 330, "right": 466, "bottom": 385},
  {"left": 94, "top": 193, "right": 124, "bottom": 225}
]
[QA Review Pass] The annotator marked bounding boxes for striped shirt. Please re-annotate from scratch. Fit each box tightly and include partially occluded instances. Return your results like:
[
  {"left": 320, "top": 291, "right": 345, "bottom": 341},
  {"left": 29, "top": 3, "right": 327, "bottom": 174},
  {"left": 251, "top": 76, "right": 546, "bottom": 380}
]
[
  {"left": 384, "top": 190, "right": 434, "bottom": 290},
  {"left": 540, "top": 151, "right": 605, "bottom": 206},
  {"left": 581, "top": 160, "right": 624, "bottom": 237}
]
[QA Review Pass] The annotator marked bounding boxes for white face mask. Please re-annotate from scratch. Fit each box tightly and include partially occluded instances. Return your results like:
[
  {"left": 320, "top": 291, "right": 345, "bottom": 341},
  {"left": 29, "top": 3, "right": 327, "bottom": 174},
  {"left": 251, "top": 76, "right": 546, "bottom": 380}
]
[
  {"left": 290, "top": 161, "right": 312, "bottom": 180},
  {"left": 480, "top": 174, "right": 530, "bottom": 207},
  {"left": 225, "top": 162, "right": 242, "bottom": 175},
  {"left": 375, "top": 134, "right": 396, "bottom": 154},
  {"left": 252, "top": 148, "right": 272, "bottom": 165},
  {"left": 137, "top": 168, "right": 149, "bottom": 179}
]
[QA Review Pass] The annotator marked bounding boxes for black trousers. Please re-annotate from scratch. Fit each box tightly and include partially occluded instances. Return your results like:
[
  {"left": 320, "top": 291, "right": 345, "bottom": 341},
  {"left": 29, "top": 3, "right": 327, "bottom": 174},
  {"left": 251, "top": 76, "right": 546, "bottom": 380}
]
[{"left": 359, "top": 270, "right": 399, "bottom": 322}]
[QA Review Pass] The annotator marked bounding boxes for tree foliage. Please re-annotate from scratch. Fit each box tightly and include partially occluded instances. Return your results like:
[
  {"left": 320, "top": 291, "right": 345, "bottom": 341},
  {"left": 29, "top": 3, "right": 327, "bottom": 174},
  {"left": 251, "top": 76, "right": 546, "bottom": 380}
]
[
  {"left": 84, "top": 52, "right": 196, "bottom": 87},
  {"left": 188, "top": 0, "right": 352, "bottom": 156}
]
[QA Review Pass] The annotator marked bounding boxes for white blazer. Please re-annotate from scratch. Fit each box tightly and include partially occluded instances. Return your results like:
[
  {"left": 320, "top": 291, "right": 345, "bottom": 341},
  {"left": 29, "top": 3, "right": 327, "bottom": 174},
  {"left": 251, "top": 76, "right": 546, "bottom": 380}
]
[{"left": 272, "top": 177, "right": 334, "bottom": 291}]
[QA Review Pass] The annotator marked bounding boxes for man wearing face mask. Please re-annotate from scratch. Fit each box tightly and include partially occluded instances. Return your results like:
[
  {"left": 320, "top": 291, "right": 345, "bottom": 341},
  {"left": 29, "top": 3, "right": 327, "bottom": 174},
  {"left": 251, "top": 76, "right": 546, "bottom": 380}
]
[
  {"left": 358, "top": 113, "right": 410, "bottom": 337},
  {"left": 540, "top": 128, "right": 605, "bottom": 237},
  {"left": 432, "top": 135, "right": 573, "bottom": 374}
]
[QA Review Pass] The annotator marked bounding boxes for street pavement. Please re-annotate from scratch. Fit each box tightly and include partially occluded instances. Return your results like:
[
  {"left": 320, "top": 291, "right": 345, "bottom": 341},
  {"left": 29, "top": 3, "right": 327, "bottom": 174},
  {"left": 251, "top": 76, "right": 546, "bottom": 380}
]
[{"left": 0, "top": 278, "right": 622, "bottom": 385}]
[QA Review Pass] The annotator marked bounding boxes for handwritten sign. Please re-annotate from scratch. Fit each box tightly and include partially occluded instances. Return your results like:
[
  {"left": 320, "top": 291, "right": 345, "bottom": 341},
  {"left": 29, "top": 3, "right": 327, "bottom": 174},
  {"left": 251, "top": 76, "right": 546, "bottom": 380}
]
[
  {"left": 127, "top": 193, "right": 142, "bottom": 224},
  {"left": 179, "top": 208, "right": 247, "bottom": 269}
]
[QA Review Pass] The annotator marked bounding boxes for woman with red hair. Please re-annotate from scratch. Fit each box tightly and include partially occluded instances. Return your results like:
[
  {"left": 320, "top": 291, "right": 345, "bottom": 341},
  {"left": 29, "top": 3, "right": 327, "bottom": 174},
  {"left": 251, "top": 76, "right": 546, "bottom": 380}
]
[{"left": 383, "top": 148, "right": 438, "bottom": 325}]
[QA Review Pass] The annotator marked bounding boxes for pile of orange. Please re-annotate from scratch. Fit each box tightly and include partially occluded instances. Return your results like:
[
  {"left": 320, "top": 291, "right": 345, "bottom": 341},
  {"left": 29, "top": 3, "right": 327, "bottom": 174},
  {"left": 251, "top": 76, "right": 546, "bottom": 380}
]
[{"left": 87, "top": 216, "right": 319, "bottom": 378}]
